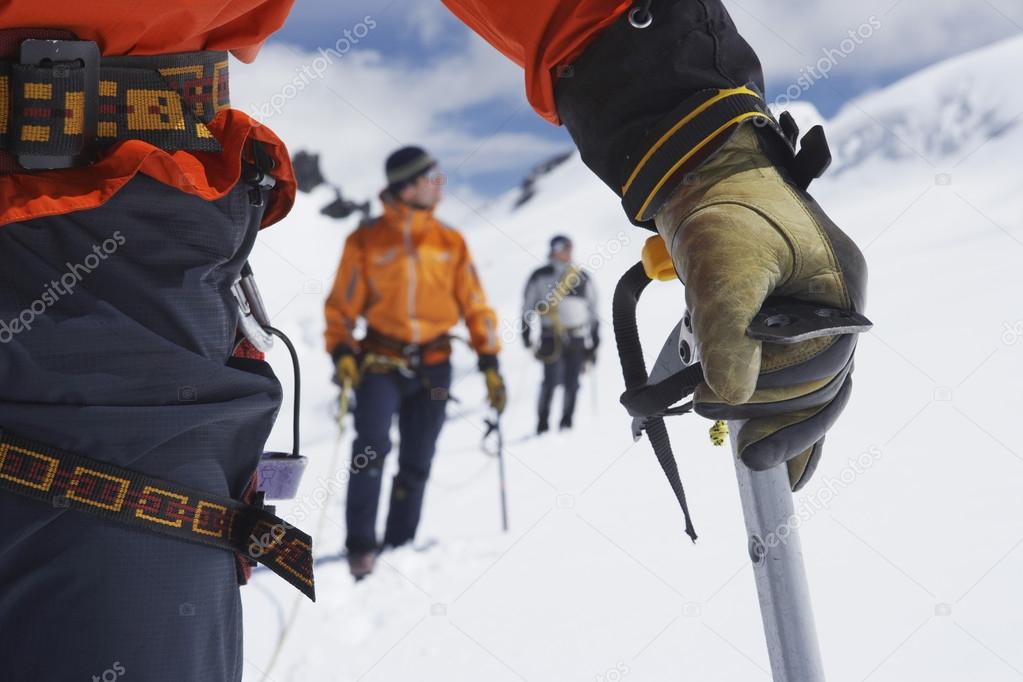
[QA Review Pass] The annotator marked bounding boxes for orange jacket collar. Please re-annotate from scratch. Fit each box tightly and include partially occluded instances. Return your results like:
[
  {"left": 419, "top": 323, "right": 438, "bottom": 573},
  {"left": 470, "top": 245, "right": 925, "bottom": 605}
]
[{"left": 380, "top": 198, "right": 437, "bottom": 235}]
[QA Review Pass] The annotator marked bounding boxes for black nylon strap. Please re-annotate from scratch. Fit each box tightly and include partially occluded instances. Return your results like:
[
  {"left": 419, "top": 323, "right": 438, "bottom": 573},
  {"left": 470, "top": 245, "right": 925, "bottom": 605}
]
[
  {"left": 364, "top": 327, "right": 453, "bottom": 360},
  {"left": 0, "top": 430, "right": 315, "bottom": 601},
  {"left": 620, "top": 85, "right": 786, "bottom": 224},
  {"left": 620, "top": 363, "right": 705, "bottom": 419},
  {"left": 613, "top": 262, "right": 697, "bottom": 541}
]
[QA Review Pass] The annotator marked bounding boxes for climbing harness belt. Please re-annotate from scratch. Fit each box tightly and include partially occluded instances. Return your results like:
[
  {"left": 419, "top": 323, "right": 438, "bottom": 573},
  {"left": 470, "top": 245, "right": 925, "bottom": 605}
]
[
  {"left": 534, "top": 265, "right": 583, "bottom": 364},
  {"left": 363, "top": 328, "right": 454, "bottom": 371},
  {"left": 1, "top": 32, "right": 231, "bottom": 172},
  {"left": 0, "top": 430, "right": 315, "bottom": 600}
]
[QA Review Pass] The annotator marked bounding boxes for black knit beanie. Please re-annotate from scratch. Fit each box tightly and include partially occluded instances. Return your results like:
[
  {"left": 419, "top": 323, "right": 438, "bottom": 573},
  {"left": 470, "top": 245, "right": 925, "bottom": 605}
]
[{"left": 385, "top": 146, "right": 436, "bottom": 193}]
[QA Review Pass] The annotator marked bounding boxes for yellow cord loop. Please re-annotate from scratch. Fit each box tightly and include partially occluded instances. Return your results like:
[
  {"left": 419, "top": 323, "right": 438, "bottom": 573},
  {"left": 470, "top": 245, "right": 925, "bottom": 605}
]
[{"left": 709, "top": 420, "right": 729, "bottom": 446}]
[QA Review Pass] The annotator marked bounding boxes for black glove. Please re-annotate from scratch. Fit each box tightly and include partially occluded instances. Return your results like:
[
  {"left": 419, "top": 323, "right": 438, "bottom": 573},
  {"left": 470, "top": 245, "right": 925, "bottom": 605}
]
[
  {"left": 478, "top": 354, "right": 506, "bottom": 413},
  {"left": 332, "top": 345, "right": 360, "bottom": 387}
]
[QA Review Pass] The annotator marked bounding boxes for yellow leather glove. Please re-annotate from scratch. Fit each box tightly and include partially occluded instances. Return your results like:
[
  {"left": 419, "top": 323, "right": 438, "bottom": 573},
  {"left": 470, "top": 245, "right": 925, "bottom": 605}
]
[
  {"left": 484, "top": 367, "right": 507, "bottom": 414},
  {"left": 656, "top": 126, "right": 867, "bottom": 489},
  {"left": 335, "top": 353, "right": 361, "bottom": 388}
]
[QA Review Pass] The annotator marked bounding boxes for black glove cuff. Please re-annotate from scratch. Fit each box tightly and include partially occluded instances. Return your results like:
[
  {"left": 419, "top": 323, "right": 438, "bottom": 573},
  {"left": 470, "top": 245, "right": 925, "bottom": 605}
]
[
  {"left": 478, "top": 353, "right": 499, "bottom": 372},
  {"left": 331, "top": 344, "right": 355, "bottom": 364},
  {"left": 554, "top": 0, "right": 771, "bottom": 228}
]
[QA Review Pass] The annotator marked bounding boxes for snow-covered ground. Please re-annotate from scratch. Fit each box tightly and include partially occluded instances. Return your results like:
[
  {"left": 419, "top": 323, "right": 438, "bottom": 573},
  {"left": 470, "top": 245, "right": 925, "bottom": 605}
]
[{"left": 236, "top": 34, "right": 1023, "bottom": 681}]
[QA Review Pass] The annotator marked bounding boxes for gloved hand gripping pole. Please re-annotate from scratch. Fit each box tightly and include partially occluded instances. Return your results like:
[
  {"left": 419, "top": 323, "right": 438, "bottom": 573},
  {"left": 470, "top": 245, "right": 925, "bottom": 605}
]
[{"left": 612, "top": 258, "right": 871, "bottom": 681}]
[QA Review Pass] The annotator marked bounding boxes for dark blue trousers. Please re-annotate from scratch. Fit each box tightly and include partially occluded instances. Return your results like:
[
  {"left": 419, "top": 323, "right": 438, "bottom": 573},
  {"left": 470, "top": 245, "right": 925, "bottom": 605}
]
[
  {"left": 539, "top": 335, "right": 586, "bottom": 425},
  {"left": 0, "top": 177, "right": 280, "bottom": 682},
  {"left": 346, "top": 363, "right": 451, "bottom": 553}
]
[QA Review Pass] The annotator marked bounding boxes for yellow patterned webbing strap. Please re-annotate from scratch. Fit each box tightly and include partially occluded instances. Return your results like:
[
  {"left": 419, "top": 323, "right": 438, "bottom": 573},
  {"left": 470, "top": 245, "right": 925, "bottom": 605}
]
[
  {"left": 0, "top": 49, "right": 229, "bottom": 163},
  {"left": 0, "top": 430, "right": 315, "bottom": 600}
]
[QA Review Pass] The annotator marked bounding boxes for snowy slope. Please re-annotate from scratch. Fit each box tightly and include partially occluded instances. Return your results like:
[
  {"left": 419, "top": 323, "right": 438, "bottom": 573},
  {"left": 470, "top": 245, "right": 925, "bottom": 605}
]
[
  {"left": 236, "top": 33, "right": 1023, "bottom": 682},
  {"left": 826, "top": 36, "right": 1023, "bottom": 177}
]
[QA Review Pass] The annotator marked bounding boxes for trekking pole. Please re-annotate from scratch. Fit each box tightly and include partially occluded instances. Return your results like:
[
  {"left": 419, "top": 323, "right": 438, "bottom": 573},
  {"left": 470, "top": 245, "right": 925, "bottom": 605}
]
[
  {"left": 612, "top": 257, "right": 871, "bottom": 682},
  {"left": 589, "top": 356, "right": 599, "bottom": 416},
  {"left": 483, "top": 413, "right": 509, "bottom": 532},
  {"left": 730, "top": 424, "right": 825, "bottom": 681}
]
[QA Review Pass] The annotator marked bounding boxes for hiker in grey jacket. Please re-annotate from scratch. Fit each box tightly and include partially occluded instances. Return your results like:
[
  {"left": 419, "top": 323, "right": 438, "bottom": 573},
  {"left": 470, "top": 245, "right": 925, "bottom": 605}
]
[{"left": 522, "top": 235, "right": 599, "bottom": 434}]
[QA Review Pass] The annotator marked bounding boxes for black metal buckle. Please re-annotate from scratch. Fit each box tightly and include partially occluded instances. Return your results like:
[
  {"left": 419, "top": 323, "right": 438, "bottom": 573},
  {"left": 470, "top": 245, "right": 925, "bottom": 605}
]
[
  {"left": 18, "top": 39, "right": 99, "bottom": 170},
  {"left": 242, "top": 139, "right": 277, "bottom": 207},
  {"left": 402, "top": 343, "right": 423, "bottom": 370}
]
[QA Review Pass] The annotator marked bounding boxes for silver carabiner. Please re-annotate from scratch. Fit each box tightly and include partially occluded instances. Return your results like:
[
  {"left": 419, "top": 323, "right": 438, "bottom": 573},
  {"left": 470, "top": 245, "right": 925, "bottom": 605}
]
[
  {"left": 628, "top": 6, "right": 653, "bottom": 29},
  {"left": 233, "top": 262, "right": 275, "bottom": 352}
]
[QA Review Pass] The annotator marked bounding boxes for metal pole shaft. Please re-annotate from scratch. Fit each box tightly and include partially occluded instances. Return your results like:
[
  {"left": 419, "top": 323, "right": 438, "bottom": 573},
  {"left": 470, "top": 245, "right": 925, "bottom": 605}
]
[
  {"left": 496, "top": 419, "right": 509, "bottom": 532},
  {"left": 731, "top": 422, "right": 825, "bottom": 681}
]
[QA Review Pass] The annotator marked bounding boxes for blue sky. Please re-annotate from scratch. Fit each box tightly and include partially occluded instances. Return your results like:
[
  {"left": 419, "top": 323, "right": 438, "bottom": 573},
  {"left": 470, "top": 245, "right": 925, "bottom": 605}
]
[{"left": 265, "top": 0, "right": 1021, "bottom": 199}]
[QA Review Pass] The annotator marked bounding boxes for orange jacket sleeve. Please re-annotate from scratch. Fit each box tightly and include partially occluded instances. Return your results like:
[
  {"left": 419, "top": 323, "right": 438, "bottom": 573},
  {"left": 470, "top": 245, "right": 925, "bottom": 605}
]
[
  {"left": 0, "top": 1, "right": 296, "bottom": 229},
  {"left": 440, "top": 0, "right": 631, "bottom": 124},
  {"left": 324, "top": 230, "right": 368, "bottom": 356},
  {"left": 0, "top": 0, "right": 293, "bottom": 63},
  {"left": 453, "top": 238, "right": 501, "bottom": 357}
]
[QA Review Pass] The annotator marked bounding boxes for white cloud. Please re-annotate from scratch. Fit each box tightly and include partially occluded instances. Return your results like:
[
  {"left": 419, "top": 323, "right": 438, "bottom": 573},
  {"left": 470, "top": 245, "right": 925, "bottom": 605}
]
[
  {"left": 724, "top": 0, "right": 1022, "bottom": 90},
  {"left": 236, "top": 0, "right": 1018, "bottom": 207},
  {"left": 231, "top": 34, "right": 556, "bottom": 206},
  {"left": 403, "top": 3, "right": 452, "bottom": 48},
  {"left": 280, "top": 0, "right": 1020, "bottom": 93}
]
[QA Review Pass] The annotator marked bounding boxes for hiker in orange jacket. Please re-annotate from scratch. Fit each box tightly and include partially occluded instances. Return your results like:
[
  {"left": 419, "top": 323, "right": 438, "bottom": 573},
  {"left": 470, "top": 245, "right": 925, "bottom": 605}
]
[{"left": 325, "top": 145, "right": 506, "bottom": 578}]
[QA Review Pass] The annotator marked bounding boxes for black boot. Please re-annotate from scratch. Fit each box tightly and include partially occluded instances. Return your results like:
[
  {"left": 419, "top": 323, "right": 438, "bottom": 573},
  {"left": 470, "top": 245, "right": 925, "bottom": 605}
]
[
  {"left": 559, "top": 414, "right": 573, "bottom": 430},
  {"left": 348, "top": 550, "right": 377, "bottom": 581},
  {"left": 537, "top": 416, "right": 549, "bottom": 435}
]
